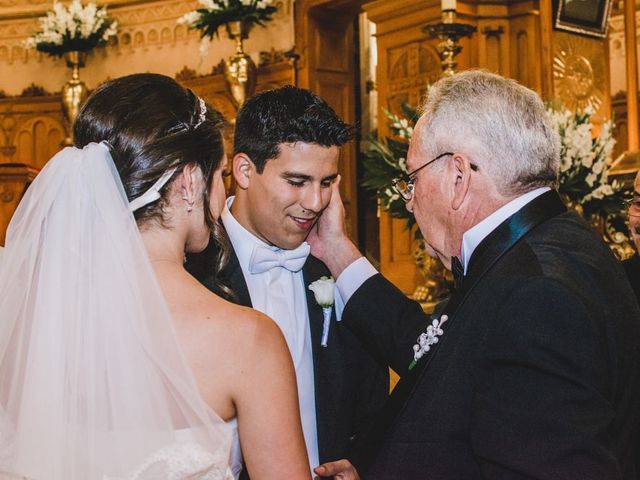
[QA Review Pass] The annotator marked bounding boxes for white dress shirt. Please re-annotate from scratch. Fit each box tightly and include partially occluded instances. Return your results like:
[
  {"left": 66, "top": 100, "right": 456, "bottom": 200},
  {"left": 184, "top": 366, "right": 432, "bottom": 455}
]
[
  {"left": 222, "top": 197, "right": 319, "bottom": 471},
  {"left": 336, "top": 187, "right": 551, "bottom": 301}
]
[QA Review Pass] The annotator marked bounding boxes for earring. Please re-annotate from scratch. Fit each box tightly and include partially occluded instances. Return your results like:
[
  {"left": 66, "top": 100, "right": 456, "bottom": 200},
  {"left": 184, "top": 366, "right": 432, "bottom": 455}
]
[{"left": 183, "top": 195, "right": 194, "bottom": 212}]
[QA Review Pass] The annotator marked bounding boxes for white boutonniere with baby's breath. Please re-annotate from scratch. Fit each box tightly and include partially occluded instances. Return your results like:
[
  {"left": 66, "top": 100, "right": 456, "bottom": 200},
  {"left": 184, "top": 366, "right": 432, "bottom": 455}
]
[
  {"left": 408, "top": 314, "right": 448, "bottom": 371},
  {"left": 308, "top": 276, "right": 335, "bottom": 347}
]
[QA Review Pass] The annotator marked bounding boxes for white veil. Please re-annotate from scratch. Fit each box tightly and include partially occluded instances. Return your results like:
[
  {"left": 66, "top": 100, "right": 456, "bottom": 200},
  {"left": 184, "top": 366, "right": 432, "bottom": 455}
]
[{"left": 0, "top": 143, "right": 232, "bottom": 479}]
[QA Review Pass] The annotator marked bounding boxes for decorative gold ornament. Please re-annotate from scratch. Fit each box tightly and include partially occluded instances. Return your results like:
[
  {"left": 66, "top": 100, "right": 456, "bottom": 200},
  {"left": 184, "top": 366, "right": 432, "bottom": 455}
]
[
  {"left": 61, "top": 50, "right": 89, "bottom": 146},
  {"left": 423, "top": 10, "right": 476, "bottom": 77},
  {"left": 224, "top": 21, "right": 257, "bottom": 108},
  {"left": 553, "top": 33, "right": 605, "bottom": 115}
]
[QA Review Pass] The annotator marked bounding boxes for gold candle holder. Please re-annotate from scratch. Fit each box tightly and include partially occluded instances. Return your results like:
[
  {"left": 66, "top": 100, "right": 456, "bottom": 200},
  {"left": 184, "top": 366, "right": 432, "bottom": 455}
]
[
  {"left": 423, "top": 10, "right": 476, "bottom": 77},
  {"left": 61, "top": 50, "right": 89, "bottom": 146},
  {"left": 224, "top": 21, "right": 257, "bottom": 108}
]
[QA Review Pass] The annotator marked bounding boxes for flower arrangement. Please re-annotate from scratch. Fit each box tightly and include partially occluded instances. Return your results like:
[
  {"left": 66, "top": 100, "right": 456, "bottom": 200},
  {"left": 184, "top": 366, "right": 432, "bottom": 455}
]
[
  {"left": 178, "top": 0, "right": 277, "bottom": 40},
  {"left": 548, "top": 104, "right": 630, "bottom": 219},
  {"left": 24, "top": 0, "right": 118, "bottom": 57}
]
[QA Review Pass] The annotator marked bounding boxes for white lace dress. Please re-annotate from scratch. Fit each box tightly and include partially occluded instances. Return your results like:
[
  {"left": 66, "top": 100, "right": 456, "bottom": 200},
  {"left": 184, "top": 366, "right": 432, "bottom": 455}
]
[
  {"left": 0, "top": 420, "right": 242, "bottom": 480},
  {"left": 112, "top": 420, "right": 243, "bottom": 480}
]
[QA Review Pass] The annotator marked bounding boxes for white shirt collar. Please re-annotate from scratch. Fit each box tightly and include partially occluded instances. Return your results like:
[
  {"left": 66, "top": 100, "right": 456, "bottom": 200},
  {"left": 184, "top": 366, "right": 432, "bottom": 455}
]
[
  {"left": 221, "top": 196, "right": 273, "bottom": 272},
  {"left": 460, "top": 187, "right": 550, "bottom": 274}
]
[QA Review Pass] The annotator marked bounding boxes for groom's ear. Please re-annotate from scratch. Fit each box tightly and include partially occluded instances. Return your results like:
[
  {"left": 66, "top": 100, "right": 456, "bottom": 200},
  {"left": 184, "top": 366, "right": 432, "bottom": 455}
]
[{"left": 233, "top": 153, "right": 253, "bottom": 190}]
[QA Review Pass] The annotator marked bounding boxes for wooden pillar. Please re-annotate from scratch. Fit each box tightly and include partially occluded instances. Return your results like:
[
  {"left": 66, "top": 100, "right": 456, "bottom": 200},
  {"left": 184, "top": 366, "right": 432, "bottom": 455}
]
[{"left": 625, "top": 0, "right": 639, "bottom": 150}]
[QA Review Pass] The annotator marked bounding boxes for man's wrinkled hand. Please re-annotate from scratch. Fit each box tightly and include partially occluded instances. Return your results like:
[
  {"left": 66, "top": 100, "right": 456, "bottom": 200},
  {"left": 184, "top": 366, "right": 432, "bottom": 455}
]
[
  {"left": 313, "top": 459, "right": 360, "bottom": 480},
  {"left": 308, "top": 175, "right": 347, "bottom": 260}
]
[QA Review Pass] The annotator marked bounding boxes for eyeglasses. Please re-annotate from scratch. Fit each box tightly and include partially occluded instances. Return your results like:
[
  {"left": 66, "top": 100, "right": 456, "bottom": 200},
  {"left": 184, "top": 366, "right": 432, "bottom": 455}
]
[{"left": 392, "top": 152, "right": 478, "bottom": 202}]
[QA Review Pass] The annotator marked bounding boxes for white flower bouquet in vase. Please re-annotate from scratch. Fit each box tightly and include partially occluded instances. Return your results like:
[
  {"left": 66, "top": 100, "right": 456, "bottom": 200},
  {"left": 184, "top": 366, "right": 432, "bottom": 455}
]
[
  {"left": 24, "top": 0, "right": 118, "bottom": 144},
  {"left": 548, "top": 104, "right": 633, "bottom": 259},
  {"left": 178, "top": 0, "right": 278, "bottom": 107}
]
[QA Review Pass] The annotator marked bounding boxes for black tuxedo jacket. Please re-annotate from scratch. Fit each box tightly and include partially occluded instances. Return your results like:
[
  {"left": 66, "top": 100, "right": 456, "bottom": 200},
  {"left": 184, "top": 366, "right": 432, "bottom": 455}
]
[
  {"left": 622, "top": 254, "right": 640, "bottom": 305},
  {"left": 186, "top": 241, "right": 389, "bottom": 469},
  {"left": 344, "top": 191, "right": 640, "bottom": 480}
]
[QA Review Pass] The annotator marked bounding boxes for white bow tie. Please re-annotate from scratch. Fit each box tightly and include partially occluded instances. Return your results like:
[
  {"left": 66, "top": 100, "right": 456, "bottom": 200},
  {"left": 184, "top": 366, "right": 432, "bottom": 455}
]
[{"left": 248, "top": 243, "right": 311, "bottom": 274}]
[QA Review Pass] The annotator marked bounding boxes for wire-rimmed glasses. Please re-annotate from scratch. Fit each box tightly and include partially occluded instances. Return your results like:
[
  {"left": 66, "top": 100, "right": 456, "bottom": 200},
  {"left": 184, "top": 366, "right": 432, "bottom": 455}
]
[{"left": 392, "top": 152, "right": 478, "bottom": 202}]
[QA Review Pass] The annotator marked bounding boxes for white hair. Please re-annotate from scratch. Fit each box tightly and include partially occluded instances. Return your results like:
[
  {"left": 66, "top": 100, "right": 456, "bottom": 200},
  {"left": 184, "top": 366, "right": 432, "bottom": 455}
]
[{"left": 419, "top": 70, "right": 560, "bottom": 197}]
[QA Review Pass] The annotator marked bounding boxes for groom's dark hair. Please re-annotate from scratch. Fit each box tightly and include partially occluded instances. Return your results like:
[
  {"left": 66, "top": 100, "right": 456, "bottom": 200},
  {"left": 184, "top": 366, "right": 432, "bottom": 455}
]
[{"left": 233, "top": 85, "right": 354, "bottom": 173}]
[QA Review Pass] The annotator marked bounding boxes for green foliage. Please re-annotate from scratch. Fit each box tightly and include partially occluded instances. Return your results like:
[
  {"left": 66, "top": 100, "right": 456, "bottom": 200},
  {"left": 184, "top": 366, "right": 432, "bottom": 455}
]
[
  {"left": 361, "top": 106, "right": 418, "bottom": 231},
  {"left": 179, "top": 0, "right": 277, "bottom": 40}
]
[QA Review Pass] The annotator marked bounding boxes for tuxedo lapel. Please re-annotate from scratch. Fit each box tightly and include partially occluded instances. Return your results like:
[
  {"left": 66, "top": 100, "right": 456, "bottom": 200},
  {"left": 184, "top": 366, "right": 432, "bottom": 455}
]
[
  {"left": 221, "top": 248, "right": 253, "bottom": 307},
  {"left": 303, "top": 256, "right": 344, "bottom": 461},
  {"left": 359, "top": 190, "right": 568, "bottom": 468}
]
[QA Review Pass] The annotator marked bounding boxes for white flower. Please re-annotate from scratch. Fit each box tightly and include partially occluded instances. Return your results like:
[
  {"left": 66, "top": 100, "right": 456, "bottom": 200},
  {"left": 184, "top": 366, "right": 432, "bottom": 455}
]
[
  {"left": 308, "top": 276, "right": 335, "bottom": 308},
  {"left": 177, "top": 11, "right": 200, "bottom": 26},
  {"left": 24, "top": 0, "right": 117, "bottom": 52}
]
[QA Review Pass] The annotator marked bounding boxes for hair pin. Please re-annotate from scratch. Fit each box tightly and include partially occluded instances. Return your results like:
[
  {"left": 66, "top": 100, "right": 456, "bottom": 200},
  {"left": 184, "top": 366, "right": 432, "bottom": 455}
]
[{"left": 194, "top": 97, "right": 206, "bottom": 128}]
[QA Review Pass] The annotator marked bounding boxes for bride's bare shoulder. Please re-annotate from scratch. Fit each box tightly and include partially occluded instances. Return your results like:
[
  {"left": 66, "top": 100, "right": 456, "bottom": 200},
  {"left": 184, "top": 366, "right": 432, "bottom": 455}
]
[{"left": 178, "top": 277, "right": 283, "bottom": 350}]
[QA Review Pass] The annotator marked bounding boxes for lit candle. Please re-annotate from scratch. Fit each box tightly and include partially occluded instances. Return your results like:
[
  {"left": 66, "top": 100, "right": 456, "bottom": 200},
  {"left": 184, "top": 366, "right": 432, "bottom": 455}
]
[{"left": 441, "top": 0, "right": 456, "bottom": 10}]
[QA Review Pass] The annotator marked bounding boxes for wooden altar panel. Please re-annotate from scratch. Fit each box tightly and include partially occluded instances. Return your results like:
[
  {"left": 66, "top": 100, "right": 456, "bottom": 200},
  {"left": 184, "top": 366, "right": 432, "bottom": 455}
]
[
  {"left": 0, "top": 97, "right": 66, "bottom": 169},
  {"left": 0, "top": 163, "right": 39, "bottom": 246}
]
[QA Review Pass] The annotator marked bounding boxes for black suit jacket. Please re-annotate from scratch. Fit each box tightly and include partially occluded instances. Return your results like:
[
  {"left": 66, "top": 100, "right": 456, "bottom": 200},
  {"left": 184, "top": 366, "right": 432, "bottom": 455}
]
[
  {"left": 344, "top": 191, "right": 640, "bottom": 480},
  {"left": 186, "top": 241, "right": 389, "bottom": 470},
  {"left": 622, "top": 254, "right": 640, "bottom": 304}
]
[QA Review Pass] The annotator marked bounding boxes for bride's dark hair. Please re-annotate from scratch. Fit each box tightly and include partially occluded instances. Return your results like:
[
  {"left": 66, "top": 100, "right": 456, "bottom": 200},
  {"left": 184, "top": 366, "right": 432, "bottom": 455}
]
[{"left": 74, "top": 73, "right": 230, "bottom": 279}]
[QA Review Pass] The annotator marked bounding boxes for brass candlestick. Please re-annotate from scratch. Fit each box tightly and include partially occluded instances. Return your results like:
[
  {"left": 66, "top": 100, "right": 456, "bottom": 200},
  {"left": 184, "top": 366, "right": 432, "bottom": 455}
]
[
  {"left": 423, "top": 10, "right": 476, "bottom": 76},
  {"left": 61, "top": 50, "right": 89, "bottom": 145},
  {"left": 224, "top": 21, "right": 257, "bottom": 108}
]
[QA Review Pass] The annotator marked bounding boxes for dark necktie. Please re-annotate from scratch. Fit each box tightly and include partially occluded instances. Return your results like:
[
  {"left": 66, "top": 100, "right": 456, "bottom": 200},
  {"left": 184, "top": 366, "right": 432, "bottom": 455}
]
[{"left": 451, "top": 256, "right": 464, "bottom": 290}]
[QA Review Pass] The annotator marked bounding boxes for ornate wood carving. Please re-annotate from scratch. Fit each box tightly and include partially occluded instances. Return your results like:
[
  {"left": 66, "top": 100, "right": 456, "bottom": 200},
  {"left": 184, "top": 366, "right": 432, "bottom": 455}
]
[{"left": 0, "top": 163, "right": 39, "bottom": 246}]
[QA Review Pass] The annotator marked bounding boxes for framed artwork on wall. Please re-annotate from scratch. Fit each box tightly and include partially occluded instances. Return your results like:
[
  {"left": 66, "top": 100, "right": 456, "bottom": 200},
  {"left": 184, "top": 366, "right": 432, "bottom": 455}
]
[{"left": 554, "top": 0, "right": 613, "bottom": 38}]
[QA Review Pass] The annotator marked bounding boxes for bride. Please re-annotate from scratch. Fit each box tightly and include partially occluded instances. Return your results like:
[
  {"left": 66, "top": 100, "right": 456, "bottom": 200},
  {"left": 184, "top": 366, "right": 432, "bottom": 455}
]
[{"left": 0, "top": 74, "right": 310, "bottom": 479}]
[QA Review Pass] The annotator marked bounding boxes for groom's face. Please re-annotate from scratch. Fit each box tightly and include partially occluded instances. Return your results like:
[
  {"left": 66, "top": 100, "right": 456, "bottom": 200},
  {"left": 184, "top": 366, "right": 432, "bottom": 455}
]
[{"left": 233, "top": 142, "right": 339, "bottom": 250}]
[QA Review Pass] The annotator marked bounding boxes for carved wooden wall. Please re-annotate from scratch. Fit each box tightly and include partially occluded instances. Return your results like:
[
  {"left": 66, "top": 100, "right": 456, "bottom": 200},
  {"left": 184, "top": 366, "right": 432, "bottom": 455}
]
[{"left": 0, "top": 163, "right": 39, "bottom": 245}]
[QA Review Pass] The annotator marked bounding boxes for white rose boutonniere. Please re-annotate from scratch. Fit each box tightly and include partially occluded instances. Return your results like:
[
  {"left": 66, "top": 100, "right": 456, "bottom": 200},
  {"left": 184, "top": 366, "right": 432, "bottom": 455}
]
[{"left": 309, "top": 276, "right": 335, "bottom": 347}]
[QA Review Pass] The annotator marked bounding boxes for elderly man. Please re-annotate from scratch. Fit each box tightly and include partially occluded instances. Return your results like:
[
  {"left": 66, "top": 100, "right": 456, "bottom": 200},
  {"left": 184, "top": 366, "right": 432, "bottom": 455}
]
[
  {"left": 623, "top": 172, "right": 640, "bottom": 301},
  {"left": 310, "top": 71, "right": 640, "bottom": 480}
]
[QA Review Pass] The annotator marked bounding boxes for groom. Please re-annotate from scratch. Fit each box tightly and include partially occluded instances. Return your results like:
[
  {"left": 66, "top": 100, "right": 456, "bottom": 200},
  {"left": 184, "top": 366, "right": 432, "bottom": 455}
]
[{"left": 186, "top": 86, "right": 388, "bottom": 477}]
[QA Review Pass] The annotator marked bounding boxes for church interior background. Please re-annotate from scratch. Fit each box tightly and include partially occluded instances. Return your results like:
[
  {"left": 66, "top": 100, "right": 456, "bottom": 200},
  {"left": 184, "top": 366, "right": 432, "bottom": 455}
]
[{"left": 1, "top": 0, "right": 639, "bottom": 300}]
